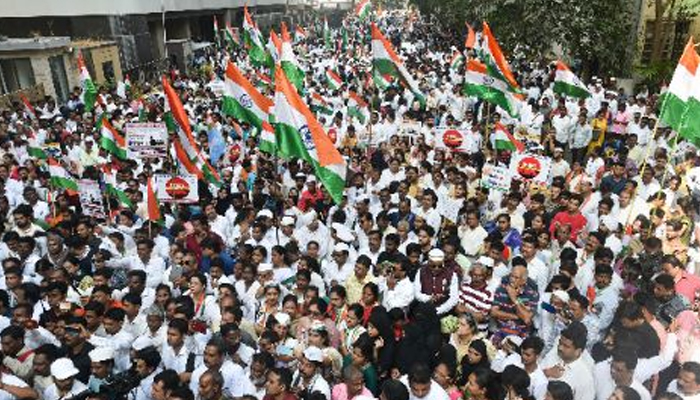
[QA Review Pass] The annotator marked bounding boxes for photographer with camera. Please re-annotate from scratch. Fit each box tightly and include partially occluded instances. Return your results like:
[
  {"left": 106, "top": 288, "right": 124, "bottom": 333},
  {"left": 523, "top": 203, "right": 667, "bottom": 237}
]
[
  {"left": 44, "top": 358, "right": 87, "bottom": 400},
  {"left": 380, "top": 259, "right": 415, "bottom": 311}
]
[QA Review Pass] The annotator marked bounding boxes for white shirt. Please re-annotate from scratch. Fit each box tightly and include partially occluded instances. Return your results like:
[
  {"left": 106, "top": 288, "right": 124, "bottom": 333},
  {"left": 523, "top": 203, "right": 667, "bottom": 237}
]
[
  {"left": 190, "top": 360, "right": 255, "bottom": 398},
  {"left": 292, "top": 372, "right": 331, "bottom": 399},
  {"left": 399, "top": 377, "right": 449, "bottom": 400},
  {"left": 541, "top": 354, "right": 595, "bottom": 400},
  {"left": 89, "top": 329, "right": 135, "bottom": 372},
  {"left": 44, "top": 380, "right": 88, "bottom": 400},
  {"left": 381, "top": 277, "right": 415, "bottom": 310},
  {"left": 458, "top": 225, "right": 488, "bottom": 257},
  {"left": 0, "top": 373, "right": 29, "bottom": 400},
  {"left": 162, "top": 343, "right": 198, "bottom": 374},
  {"left": 669, "top": 380, "right": 700, "bottom": 400},
  {"left": 106, "top": 254, "right": 166, "bottom": 288},
  {"left": 594, "top": 359, "right": 651, "bottom": 400}
]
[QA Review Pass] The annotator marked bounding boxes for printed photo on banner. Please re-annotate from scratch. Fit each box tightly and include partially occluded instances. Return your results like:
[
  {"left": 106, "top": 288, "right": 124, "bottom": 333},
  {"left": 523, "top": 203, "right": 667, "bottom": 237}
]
[
  {"left": 509, "top": 153, "right": 552, "bottom": 185},
  {"left": 154, "top": 174, "right": 199, "bottom": 203},
  {"left": 126, "top": 123, "right": 168, "bottom": 158},
  {"left": 78, "top": 180, "right": 106, "bottom": 219},
  {"left": 434, "top": 127, "right": 479, "bottom": 153}
]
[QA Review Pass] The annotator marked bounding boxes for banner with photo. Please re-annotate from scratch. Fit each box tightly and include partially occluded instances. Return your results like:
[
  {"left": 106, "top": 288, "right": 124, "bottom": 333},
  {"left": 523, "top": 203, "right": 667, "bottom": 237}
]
[
  {"left": 78, "top": 180, "right": 106, "bottom": 219},
  {"left": 126, "top": 123, "right": 168, "bottom": 159}
]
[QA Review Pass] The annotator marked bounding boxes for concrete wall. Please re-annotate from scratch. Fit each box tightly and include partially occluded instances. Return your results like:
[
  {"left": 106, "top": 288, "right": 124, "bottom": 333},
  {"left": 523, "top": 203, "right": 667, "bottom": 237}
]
[
  {"left": 0, "top": 47, "right": 71, "bottom": 99},
  {"left": 0, "top": 0, "right": 293, "bottom": 18},
  {"left": 88, "top": 44, "right": 123, "bottom": 83}
]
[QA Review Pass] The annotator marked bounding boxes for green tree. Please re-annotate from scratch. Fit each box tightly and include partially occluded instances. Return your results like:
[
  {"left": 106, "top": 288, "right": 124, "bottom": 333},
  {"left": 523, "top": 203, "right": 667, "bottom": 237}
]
[{"left": 411, "top": 0, "right": 635, "bottom": 76}]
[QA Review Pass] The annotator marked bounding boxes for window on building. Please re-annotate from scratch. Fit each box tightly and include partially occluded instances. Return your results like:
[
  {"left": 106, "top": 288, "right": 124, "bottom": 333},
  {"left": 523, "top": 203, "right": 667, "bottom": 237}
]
[
  {"left": 0, "top": 58, "right": 35, "bottom": 94},
  {"left": 49, "top": 55, "right": 69, "bottom": 103},
  {"left": 102, "top": 61, "right": 114, "bottom": 82}
]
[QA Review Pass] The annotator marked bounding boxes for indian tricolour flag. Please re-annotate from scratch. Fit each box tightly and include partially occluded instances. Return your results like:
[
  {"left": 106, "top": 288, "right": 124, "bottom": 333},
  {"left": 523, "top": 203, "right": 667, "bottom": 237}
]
[
  {"left": 259, "top": 121, "right": 277, "bottom": 154},
  {"left": 103, "top": 166, "right": 133, "bottom": 208},
  {"left": 348, "top": 91, "right": 369, "bottom": 124},
  {"left": 355, "top": 0, "right": 372, "bottom": 19},
  {"left": 267, "top": 30, "right": 282, "bottom": 65},
  {"left": 162, "top": 76, "right": 221, "bottom": 186},
  {"left": 450, "top": 50, "right": 465, "bottom": 71},
  {"left": 98, "top": 115, "right": 127, "bottom": 159},
  {"left": 274, "top": 66, "right": 347, "bottom": 203},
  {"left": 280, "top": 22, "right": 305, "bottom": 92},
  {"left": 492, "top": 122, "right": 524, "bottom": 152},
  {"left": 553, "top": 61, "right": 590, "bottom": 99},
  {"left": 677, "top": 39, "right": 700, "bottom": 146},
  {"left": 660, "top": 38, "right": 699, "bottom": 133},
  {"left": 222, "top": 61, "right": 274, "bottom": 132},
  {"left": 464, "top": 59, "right": 521, "bottom": 117},
  {"left": 19, "top": 93, "right": 37, "bottom": 121},
  {"left": 225, "top": 22, "right": 240, "bottom": 49},
  {"left": 326, "top": 69, "right": 343, "bottom": 91},
  {"left": 243, "top": 6, "right": 268, "bottom": 67},
  {"left": 77, "top": 51, "right": 97, "bottom": 113},
  {"left": 48, "top": 158, "right": 78, "bottom": 192},
  {"left": 371, "top": 23, "right": 425, "bottom": 105},
  {"left": 295, "top": 26, "right": 306, "bottom": 42},
  {"left": 310, "top": 92, "right": 333, "bottom": 116},
  {"left": 324, "top": 18, "right": 332, "bottom": 50},
  {"left": 480, "top": 22, "right": 520, "bottom": 92}
]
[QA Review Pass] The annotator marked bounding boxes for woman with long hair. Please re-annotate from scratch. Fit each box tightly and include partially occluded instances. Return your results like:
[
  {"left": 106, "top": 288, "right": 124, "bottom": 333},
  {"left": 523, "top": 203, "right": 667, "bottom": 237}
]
[
  {"left": 458, "top": 339, "right": 491, "bottom": 386},
  {"left": 464, "top": 368, "right": 502, "bottom": 400}
]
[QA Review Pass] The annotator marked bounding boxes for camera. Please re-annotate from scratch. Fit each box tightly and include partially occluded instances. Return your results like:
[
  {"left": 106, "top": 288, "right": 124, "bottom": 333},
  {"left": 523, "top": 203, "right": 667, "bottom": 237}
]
[{"left": 65, "top": 370, "right": 141, "bottom": 400}]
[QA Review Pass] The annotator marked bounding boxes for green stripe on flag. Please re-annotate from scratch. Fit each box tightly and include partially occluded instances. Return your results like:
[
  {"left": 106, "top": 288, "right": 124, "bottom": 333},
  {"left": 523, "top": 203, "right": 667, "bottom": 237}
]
[{"left": 553, "top": 81, "right": 590, "bottom": 99}]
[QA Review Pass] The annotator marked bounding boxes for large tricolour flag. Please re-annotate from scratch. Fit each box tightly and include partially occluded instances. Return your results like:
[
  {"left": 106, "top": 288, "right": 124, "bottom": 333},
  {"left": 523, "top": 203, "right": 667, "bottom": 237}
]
[
  {"left": 553, "top": 61, "right": 590, "bottom": 99},
  {"left": 273, "top": 66, "right": 346, "bottom": 203},
  {"left": 77, "top": 51, "right": 97, "bottom": 113},
  {"left": 464, "top": 59, "right": 521, "bottom": 117},
  {"left": 480, "top": 22, "right": 519, "bottom": 92},
  {"left": 162, "top": 76, "right": 221, "bottom": 186},
  {"left": 660, "top": 38, "right": 699, "bottom": 133},
  {"left": 98, "top": 115, "right": 127, "bottom": 159},
  {"left": 222, "top": 61, "right": 274, "bottom": 130},
  {"left": 355, "top": 0, "right": 372, "bottom": 19},
  {"left": 280, "top": 22, "right": 305, "bottom": 92},
  {"left": 222, "top": 62, "right": 276, "bottom": 152},
  {"left": 371, "top": 23, "right": 425, "bottom": 105}
]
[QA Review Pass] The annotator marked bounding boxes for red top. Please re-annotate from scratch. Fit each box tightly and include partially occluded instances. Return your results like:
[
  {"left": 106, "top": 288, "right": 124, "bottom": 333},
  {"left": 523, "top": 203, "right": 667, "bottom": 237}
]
[
  {"left": 298, "top": 188, "right": 324, "bottom": 211},
  {"left": 549, "top": 211, "right": 588, "bottom": 242}
]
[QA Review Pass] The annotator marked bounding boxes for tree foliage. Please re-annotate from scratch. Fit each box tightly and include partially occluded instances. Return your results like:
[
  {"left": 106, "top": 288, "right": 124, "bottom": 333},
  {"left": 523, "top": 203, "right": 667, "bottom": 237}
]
[{"left": 410, "top": 0, "right": 636, "bottom": 76}]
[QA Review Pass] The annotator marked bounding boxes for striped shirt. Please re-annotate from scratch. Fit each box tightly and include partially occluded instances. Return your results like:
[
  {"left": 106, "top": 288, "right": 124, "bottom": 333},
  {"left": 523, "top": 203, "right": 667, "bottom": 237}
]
[{"left": 459, "top": 282, "right": 493, "bottom": 332}]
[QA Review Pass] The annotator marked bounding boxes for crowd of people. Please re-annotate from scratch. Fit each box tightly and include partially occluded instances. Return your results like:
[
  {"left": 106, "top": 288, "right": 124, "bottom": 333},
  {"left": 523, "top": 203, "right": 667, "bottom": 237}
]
[{"left": 0, "top": 7, "right": 699, "bottom": 400}]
